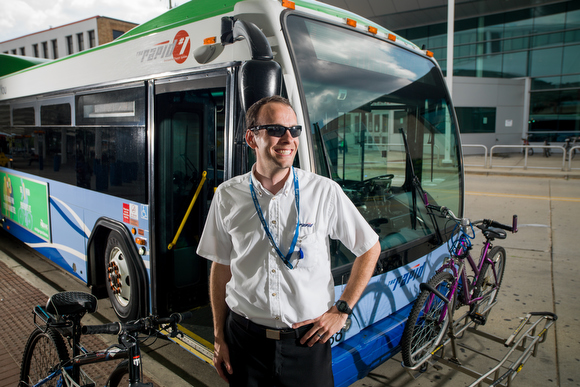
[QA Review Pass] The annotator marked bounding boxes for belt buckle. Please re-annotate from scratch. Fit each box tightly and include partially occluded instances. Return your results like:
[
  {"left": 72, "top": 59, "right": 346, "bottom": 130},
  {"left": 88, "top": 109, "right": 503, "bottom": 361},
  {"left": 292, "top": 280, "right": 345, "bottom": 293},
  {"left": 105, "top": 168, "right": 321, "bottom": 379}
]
[{"left": 266, "top": 329, "right": 280, "bottom": 340}]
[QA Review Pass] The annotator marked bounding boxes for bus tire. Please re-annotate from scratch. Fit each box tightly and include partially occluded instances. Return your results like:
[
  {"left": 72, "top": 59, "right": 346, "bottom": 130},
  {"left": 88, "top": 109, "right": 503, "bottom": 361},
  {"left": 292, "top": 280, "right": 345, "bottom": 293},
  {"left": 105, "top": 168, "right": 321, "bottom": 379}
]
[{"left": 105, "top": 231, "right": 139, "bottom": 321}]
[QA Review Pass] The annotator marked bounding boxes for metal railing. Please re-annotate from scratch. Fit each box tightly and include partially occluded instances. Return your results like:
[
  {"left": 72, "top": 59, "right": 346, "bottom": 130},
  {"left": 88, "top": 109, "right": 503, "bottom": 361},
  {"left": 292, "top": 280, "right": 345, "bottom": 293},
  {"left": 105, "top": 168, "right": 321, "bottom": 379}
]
[
  {"left": 461, "top": 144, "right": 488, "bottom": 167},
  {"left": 490, "top": 145, "right": 567, "bottom": 171},
  {"left": 461, "top": 143, "right": 579, "bottom": 171},
  {"left": 569, "top": 146, "right": 580, "bottom": 171}
]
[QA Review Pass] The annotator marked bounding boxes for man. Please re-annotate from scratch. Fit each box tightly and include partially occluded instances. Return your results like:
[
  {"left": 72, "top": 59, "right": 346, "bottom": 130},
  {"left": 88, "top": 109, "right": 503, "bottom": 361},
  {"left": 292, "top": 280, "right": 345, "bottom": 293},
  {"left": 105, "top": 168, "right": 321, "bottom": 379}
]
[{"left": 197, "top": 96, "right": 380, "bottom": 386}]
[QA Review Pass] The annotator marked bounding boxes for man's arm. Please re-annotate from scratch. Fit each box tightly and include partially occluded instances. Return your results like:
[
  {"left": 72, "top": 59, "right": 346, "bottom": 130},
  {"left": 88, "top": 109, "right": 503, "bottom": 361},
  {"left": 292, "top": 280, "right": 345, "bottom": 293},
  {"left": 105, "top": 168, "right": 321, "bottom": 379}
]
[
  {"left": 210, "top": 262, "right": 233, "bottom": 381},
  {"left": 294, "top": 240, "right": 381, "bottom": 346}
]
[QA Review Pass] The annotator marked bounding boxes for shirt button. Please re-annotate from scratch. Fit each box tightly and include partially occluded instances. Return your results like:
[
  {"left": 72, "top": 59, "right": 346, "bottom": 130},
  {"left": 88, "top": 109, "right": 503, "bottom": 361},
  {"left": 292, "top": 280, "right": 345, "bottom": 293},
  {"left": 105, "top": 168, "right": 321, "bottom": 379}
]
[
  {"left": 275, "top": 316, "right": 280, "bottom": 320},
  {"left": 272, "top": 293, "right": 277, "bottom": 297},
  {"left": 272, "top": 220, "right": 276, "bottom": 225},
  {"left": 272, "top": 269, "right": 276, "bottom": 273}
]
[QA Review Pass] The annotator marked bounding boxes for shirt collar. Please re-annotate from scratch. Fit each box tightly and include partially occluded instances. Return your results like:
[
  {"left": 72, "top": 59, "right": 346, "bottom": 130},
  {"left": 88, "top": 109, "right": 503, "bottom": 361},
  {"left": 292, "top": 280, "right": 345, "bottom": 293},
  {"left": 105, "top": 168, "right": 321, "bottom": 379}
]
[{"left": 250, "top": 165, "right": 294, "bottom": 198}]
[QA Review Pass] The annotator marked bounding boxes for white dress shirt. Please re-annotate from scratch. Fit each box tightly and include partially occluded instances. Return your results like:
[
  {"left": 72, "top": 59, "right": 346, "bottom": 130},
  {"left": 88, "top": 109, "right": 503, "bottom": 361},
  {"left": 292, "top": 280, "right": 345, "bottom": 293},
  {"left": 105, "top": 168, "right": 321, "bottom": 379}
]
[{"left": 197, "top": 167, "right": 378, "bottom": 328}]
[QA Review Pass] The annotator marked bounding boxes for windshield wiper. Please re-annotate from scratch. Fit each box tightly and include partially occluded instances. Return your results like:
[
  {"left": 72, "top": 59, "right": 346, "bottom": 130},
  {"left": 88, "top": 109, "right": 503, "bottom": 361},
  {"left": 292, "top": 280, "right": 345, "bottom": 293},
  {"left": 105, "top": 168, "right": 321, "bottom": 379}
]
[{"left": 398, "top": 128, "right": 442, "bottom": 244}]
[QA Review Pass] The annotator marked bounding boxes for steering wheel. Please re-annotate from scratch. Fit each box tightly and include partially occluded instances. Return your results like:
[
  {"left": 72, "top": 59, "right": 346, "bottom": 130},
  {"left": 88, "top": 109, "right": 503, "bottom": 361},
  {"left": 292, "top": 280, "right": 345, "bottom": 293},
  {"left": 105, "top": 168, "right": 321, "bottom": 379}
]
[{"left": 364, "top": 174, "right": 394, "bottom": 183}]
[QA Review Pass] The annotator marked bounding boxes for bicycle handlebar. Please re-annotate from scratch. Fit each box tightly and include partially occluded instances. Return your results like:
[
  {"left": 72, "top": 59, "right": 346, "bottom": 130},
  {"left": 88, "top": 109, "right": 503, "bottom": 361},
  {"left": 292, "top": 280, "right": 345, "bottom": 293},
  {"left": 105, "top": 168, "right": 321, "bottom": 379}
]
[
  {"left": 426, "top": 204, "right": 518, "bottom": 233},
  {"left": 486, "top": 216, "right": 518, "bottom": 233},
  {"left": 81, "top": 311, "right": 193, "bottom": 336}
]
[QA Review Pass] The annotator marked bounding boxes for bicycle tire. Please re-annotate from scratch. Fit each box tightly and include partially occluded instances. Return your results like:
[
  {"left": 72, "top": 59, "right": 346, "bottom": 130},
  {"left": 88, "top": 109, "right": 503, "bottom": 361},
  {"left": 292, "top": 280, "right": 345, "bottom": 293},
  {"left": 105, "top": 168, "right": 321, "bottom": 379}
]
[
  {"left": 401, "top": 271, "right": 454, "bottom": 368},
  {"left": 106, "top": 359, "right": 129, "bottom": 387},
  {"left": 19, "top": 327, "right": 70, "bottom": 387},
  {"left": 470, "top": 246, "right": 506, "bottom": 321}
]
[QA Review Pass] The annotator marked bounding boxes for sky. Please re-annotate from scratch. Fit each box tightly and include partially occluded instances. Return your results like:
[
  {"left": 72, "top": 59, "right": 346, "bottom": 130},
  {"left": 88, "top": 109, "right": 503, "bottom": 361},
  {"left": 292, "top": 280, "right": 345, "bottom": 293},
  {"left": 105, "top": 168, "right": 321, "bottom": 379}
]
[{"left": 0, "top": 0, "right": 176, "bottom": 43}]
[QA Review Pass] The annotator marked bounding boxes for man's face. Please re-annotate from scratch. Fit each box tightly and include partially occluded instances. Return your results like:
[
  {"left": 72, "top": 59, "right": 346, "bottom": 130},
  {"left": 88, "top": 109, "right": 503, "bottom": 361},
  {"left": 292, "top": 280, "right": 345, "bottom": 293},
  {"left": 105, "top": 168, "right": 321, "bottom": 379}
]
[{"left": 246, "top": 102, "right": 299, "bottom": 174}]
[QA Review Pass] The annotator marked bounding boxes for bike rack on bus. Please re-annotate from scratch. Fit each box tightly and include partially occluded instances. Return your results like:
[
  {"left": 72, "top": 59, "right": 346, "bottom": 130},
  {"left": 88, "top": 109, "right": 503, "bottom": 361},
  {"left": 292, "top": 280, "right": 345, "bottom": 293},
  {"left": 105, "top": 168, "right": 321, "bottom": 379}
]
[{"left": 402, "top": 309, "right": 557, "bottom": 387}]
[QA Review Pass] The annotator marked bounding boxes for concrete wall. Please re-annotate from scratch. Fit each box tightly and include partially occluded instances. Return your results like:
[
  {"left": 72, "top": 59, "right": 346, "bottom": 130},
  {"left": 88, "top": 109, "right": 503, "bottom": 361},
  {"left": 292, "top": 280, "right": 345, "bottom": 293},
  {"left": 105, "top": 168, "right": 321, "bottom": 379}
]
[{"left": 453, "top": 76, "right": 527, "bottom": 154}]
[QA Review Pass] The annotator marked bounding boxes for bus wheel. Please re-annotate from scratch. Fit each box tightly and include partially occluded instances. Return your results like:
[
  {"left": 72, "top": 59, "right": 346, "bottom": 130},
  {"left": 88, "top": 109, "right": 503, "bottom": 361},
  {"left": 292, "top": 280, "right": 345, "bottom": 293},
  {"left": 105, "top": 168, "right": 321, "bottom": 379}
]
[{"left": 105, "top": 231, "right": 139, "bottom": 321}]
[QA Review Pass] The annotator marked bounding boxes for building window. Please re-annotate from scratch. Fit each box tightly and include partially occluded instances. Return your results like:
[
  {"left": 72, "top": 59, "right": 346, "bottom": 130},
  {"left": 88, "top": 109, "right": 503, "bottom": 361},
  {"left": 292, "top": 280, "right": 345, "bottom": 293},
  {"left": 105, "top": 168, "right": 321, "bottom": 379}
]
[
  {"left": 112, "top": 30, "right": 124, "bottom": 40},
  {"left": 456, "top": 107, "right": 497, "bottom": 133},
  {"left": 33, "top": 44, "right": 39, "bottom": 57},
  {"left": 11, "top": 49, "right": 17, "bottom": 55},
  {"left": 77, "top": 33, "right": 84, "bottom": 52},
  {"left": 88, "top": 30, "right": 96, "bottom": 48},
  {"left": 51, "top": 39, "right": 58, "bottom": 59},
  {"left": 19, "top": 47, "right": 26, "bottom": 56},
  {"left": 65, "top": 36, "right": 73, "bottom": 55},
  {"left": 42, "top": 42, "right": 48, "bottom": 58}
]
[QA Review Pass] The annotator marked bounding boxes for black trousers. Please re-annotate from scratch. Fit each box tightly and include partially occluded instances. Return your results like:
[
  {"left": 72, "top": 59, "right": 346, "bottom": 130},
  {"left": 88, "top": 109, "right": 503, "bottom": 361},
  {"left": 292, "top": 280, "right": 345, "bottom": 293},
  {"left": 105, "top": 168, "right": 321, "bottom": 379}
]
[{"left": 225, "top": 312, "right": 334, "bottom": 387}]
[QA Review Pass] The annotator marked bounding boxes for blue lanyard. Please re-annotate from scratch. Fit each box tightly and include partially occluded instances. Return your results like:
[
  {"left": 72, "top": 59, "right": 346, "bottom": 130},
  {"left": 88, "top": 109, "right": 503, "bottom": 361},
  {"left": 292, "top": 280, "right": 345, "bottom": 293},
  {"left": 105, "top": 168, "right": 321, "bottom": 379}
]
[{"left": 249, "top": 167, "right": 300, "bottom": 270}]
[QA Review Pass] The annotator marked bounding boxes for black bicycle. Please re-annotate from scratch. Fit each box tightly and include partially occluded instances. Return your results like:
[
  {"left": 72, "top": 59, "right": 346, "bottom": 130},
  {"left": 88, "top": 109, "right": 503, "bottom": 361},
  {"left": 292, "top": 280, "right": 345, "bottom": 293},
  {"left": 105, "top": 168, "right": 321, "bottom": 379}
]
[{"left": 19, "top": 291, "right": 190, "bottom": 387}]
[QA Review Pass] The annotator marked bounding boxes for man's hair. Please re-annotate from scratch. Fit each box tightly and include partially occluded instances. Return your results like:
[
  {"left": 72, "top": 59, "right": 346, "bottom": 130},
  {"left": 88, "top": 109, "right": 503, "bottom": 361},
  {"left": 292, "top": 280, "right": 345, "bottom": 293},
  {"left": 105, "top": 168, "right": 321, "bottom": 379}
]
[{"left": 246, "top": 96, "right": 294, "bottom": 130}]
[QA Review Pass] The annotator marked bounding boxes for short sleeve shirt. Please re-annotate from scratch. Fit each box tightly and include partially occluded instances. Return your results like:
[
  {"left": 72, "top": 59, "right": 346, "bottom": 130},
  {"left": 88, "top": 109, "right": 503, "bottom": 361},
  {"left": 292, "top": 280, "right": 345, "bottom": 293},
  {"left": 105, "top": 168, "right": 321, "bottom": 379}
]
[{"left": 197, "top": 167, "right": 378, "bottom": 328}]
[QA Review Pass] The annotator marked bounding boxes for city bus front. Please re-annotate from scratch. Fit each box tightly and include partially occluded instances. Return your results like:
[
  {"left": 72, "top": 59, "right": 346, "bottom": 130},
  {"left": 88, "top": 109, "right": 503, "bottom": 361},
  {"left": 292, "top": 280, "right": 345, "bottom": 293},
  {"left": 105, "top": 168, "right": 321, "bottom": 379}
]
[{"left": 281, "top": 10, "right": 463, "bottom": 384}]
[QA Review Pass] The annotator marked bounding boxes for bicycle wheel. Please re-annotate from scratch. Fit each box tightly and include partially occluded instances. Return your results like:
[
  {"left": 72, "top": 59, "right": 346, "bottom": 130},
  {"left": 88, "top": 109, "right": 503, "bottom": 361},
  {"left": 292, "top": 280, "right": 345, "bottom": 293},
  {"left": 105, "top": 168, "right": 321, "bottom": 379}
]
[
  {"left": 401, "top": 271, "right": 454, "bottom": 368},
  {"left": 19, "top": 327, "right": 70, "bottom": 387},
  {"left": 470, "top": 246, "right": 506, "bottom": 321},
  {"left": 106, "top": 360, "right": 129, "bottom": 387}
]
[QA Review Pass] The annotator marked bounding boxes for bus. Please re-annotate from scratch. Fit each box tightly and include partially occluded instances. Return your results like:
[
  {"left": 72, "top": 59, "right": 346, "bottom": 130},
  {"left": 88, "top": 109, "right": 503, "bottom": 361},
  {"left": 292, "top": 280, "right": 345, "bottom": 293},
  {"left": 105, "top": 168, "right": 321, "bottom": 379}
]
[{"left": 0, "top": 0, "right": 463, "bottom": 385}]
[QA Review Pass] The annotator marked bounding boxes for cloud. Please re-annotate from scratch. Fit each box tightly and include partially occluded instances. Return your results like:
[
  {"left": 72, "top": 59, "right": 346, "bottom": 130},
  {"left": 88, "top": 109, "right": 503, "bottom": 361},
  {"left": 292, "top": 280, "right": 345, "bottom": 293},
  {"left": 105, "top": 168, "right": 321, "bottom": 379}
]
[{"left": 0, "top": 0, "right": 170, "bottom": 42}]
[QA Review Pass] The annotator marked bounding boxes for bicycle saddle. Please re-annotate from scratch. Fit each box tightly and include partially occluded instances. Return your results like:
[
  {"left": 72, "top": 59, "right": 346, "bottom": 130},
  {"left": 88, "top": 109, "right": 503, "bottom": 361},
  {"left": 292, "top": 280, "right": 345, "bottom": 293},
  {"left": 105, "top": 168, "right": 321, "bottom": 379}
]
[
  {"left": 46, "top": 291, "right": 98, "bottom": 317},
  {"left": 482, "top": 227, "right": 506, "bottom": 240}
]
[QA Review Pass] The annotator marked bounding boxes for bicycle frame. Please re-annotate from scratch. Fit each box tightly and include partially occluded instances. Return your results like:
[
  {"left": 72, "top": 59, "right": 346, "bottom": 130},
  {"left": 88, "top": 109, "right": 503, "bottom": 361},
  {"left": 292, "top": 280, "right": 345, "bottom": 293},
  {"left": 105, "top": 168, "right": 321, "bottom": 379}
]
[
  {"left": 401, "top": 206, "right": 517, "bottom": 370},
  {"left": 431, "top": 231, "right": 499, "bottom": 325},
  {"left": 28, "top": 303, "right": 145, "bottom": 387}
]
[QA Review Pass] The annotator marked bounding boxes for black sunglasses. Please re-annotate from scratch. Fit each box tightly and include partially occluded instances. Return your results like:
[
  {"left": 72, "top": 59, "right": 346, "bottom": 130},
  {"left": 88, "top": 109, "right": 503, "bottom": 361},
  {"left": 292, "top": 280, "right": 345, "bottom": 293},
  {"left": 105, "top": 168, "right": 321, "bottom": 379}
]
[{"left": 250, "top": 124, "right": 302, "bottom": 138}]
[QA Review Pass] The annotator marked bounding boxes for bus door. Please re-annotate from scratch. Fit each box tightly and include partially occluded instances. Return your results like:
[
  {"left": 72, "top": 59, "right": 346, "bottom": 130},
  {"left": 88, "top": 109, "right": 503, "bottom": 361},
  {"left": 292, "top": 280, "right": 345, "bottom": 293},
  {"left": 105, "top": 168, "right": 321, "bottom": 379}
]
[{"left": 153, "top": 72, "right": 227, "bottom": 317}]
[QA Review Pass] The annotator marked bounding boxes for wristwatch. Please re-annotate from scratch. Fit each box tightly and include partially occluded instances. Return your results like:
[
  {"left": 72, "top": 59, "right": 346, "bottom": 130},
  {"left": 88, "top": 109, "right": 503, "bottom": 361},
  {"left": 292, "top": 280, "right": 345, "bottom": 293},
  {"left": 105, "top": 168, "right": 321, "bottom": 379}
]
[{"left": 335, "top": 300, "right": 353, "bottom": 315}]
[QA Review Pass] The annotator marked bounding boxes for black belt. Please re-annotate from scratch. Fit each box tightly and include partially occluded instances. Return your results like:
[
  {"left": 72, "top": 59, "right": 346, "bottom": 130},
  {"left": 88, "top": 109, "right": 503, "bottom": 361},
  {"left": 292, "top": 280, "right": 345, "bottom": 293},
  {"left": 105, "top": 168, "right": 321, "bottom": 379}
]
[{"left": 230, "top": 311, "right": 312, "bottom": 341}]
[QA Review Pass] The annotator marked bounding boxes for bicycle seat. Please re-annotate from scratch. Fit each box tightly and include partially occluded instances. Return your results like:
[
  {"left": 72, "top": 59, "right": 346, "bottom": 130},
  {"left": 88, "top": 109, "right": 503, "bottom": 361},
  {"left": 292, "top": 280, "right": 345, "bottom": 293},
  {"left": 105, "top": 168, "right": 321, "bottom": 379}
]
[
  {"left": 482, "top": 227, "right": 506, "bottom": 240},
  {"left": 46, "top": 291, "right": 98, "bottom": 317}
]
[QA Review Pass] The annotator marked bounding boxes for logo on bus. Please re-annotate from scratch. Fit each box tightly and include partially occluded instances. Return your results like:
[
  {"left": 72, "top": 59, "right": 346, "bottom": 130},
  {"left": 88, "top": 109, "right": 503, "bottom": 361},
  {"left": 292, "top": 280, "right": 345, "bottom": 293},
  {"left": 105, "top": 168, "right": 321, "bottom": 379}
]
[
  {"left": 387, "top": 262, "right": 426, "bottom": 291},
  {"left": 137, "top": 30, "right": 191, "bottom": 65}
]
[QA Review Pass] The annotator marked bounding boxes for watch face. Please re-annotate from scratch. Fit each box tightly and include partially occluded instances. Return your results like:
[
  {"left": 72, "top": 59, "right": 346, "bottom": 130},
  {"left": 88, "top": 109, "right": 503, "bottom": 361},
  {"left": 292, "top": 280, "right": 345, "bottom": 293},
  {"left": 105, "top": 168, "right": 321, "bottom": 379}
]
[{"left": 337, "top": 300, "right": 350, "bottom": 314}]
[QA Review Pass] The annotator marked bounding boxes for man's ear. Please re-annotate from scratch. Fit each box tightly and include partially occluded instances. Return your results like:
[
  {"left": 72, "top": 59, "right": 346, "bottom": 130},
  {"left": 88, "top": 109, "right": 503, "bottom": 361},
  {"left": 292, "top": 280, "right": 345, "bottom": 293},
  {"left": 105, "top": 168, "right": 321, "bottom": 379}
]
[{"left": 245, "top": 129, "right": 257, "bottom": 149}]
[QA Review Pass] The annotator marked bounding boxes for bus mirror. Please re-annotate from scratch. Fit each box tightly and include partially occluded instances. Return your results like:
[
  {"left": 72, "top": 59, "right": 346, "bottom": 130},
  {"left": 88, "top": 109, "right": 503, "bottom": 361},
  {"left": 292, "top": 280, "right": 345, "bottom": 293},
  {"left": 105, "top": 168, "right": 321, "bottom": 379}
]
[
  {"left": 239, "top": 59, "right": 282, "bottom": 113},
  {"left": 221, "top": 17, "right": 273, "bottom": 61},
  {"left": 193, "top": 43, "right": 224, "bottom": 64},
  {"left": 221, "top": 17, "right": 282, "bottom": 111}
]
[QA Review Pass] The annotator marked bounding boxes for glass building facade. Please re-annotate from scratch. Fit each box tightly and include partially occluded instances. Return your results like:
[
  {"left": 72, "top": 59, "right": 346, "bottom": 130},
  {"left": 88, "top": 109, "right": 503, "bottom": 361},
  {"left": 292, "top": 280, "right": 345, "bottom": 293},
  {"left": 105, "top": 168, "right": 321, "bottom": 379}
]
[{"left": 395, "top": 1, "right": 580, "bottom": 141}]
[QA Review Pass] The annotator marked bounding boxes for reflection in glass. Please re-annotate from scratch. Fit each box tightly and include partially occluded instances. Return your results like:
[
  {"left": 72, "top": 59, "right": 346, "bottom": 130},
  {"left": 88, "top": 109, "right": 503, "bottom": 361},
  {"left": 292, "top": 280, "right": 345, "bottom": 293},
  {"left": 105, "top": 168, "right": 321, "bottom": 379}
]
[{"left": 286, "top": 16, "right": 462, "bottom": 268}]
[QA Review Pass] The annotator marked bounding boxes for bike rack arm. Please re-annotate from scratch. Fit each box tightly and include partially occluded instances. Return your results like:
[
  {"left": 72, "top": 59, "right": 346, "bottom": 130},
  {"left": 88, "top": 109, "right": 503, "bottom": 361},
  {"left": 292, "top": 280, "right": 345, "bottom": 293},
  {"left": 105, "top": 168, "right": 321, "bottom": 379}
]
[{"left": 420, "top": 282, "right": 450, "bottom": 304}]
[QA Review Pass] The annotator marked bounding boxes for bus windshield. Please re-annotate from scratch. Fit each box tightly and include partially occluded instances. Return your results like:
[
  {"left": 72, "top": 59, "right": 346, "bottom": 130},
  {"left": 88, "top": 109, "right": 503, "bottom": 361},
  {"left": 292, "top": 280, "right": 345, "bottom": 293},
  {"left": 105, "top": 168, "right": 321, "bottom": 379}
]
[{"left": 286, "top": 16, "right": 463, "bottom": 267}]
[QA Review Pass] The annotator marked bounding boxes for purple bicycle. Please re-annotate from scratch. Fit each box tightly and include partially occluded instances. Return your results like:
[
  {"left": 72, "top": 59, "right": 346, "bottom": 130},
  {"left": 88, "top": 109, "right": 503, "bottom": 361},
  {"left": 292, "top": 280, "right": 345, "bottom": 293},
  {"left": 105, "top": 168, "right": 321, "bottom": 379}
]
[{"left": 401, "top": 206, "right": 518, "bottom": 368}]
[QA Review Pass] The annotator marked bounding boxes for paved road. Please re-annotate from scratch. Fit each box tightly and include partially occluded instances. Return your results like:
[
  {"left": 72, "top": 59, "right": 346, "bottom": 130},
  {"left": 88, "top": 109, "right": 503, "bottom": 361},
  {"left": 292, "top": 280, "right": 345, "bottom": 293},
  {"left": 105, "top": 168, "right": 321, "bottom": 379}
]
[{"left": 1, "top": 173, "right": 578, "bottom": 386}]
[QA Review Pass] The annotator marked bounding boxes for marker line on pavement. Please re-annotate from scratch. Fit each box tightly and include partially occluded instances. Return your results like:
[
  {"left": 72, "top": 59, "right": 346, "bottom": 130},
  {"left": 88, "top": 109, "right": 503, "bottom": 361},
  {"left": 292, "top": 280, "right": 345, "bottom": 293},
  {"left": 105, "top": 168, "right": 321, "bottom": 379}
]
[{"left": 466, "top": 191, "right": 580, "bottom": 203}]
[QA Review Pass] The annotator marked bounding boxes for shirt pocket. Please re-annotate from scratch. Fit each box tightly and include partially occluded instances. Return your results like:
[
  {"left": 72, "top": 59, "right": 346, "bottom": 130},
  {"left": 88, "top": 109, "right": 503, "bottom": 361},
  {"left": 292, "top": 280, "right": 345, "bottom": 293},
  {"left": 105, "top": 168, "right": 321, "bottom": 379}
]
[{"left": 293, "top": 225, "right": 325, "bottom": 269}]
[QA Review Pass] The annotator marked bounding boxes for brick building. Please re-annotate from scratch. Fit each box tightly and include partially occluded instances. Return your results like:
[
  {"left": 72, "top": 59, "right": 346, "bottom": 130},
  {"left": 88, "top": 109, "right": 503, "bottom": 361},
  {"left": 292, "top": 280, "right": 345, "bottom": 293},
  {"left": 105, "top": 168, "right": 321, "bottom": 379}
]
[{"left": 0, "top": 16, "right": 138, "bottom": 60}]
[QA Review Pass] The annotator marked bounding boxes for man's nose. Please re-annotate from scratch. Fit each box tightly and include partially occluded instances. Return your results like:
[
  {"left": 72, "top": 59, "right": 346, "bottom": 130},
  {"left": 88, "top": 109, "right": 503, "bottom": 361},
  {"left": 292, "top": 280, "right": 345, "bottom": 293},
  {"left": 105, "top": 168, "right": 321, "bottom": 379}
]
[{"left": 280, "top": 127, "right": 294, "bottom": 140}]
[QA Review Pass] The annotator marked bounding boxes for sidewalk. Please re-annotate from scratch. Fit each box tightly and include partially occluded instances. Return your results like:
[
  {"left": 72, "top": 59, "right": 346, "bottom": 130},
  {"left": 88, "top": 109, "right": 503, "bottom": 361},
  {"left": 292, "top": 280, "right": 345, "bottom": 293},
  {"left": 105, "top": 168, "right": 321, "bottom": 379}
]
[{"left": 463, "top": 152, "right": 580, "bottom": 179}]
